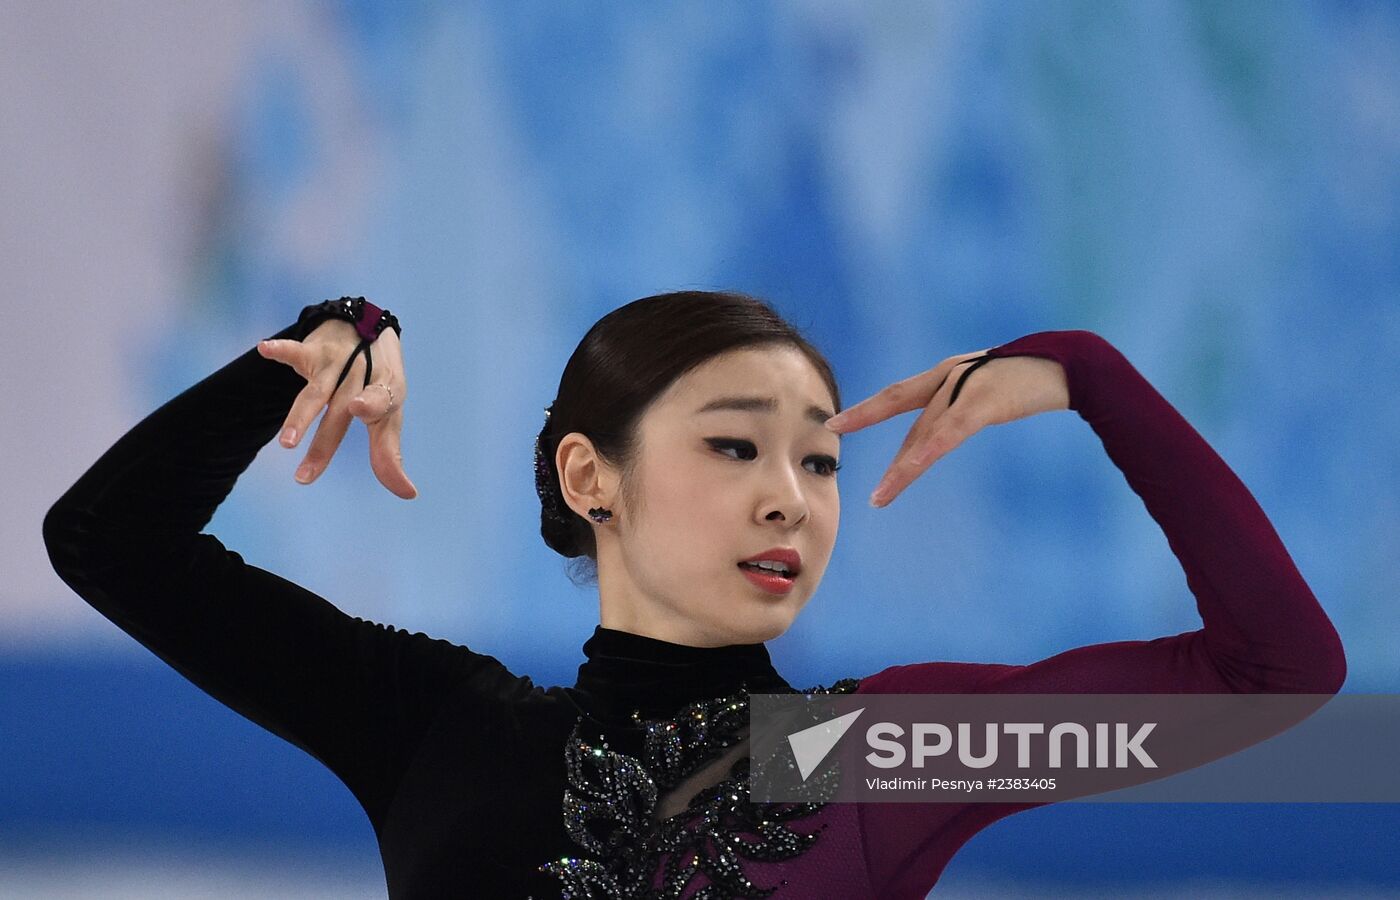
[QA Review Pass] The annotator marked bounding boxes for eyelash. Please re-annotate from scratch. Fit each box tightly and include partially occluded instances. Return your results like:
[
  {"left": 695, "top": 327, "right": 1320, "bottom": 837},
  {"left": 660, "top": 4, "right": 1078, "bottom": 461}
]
[{"left": 705, "top": 438, "right": 842, "bottom": 478}]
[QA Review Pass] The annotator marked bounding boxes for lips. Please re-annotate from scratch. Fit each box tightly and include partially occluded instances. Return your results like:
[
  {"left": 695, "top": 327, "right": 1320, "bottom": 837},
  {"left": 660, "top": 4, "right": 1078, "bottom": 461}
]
[
  {"left": 738, "top": 563, "right": 797, "bottom": 595},
  {"left": 737, "top": 547, "right": 802, "bottom": 577}
]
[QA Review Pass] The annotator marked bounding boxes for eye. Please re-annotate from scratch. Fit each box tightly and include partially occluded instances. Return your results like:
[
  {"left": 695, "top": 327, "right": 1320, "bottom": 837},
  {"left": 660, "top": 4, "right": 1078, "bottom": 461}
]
[
  {"left": 705, "top": 438, "right": 841, "bottom": 478},
  {"left": 707, "top": 438, "right": 757, "bottom": 462}
]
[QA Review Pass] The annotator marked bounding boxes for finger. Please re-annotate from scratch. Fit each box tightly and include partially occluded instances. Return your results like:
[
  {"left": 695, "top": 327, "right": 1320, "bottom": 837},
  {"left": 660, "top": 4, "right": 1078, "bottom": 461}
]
[
  {"left": 349, "top": 381, "right": 399, "bottom": 424},
  {"left": 295, "top": 395, "right": 356, "bottom": 484},
  {"left": 870, "top": 423, "right": 972, "bottom": 507},
  {"left": 368, "top": 325, "right": 403, "bottom": 363},
  {"left": 348, "top": 327, "right": 403, "bottom": 386},
  {"left": 260, "top": 338, "right": 328, "bottom": 449},
  {"left": 279, "top": 348, "right": 363, "bottom": 451},
  {"left": 366, "top": 407, "right": 418, "bottom": 500},
  {"left": 825, "top": 349, "right": 990, "bottom": 434},
  {"left": 276, "top": 380, "right": 332, "bottom": 449},
  {"left": 257, "top": 339, "right": 314, "bottom": 380},
  {"left": 869, "top": 401, "right": 941, "bottom": 507},
  {"left": 346, "top": 335, "right": 404, "bottom": 423},
  {"left": 871, "top": 424, "right": 977, "bottom": 508},
  {"left": 870, "top": 361, "right": 987, "bottom": 507},
  {"left": 349, "top": 336, "right": 414, "bottom": 497}
]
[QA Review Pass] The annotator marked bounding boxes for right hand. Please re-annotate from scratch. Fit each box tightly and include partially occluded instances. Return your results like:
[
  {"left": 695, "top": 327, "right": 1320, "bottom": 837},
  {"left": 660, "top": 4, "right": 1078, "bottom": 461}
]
[{"left": 257, "top": 320, "right": 418, "bottom": 499}]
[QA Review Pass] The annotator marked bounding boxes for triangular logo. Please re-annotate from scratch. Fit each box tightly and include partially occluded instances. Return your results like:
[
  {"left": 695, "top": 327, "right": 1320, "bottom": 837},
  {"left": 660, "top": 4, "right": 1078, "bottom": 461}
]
[{"left": 787, "top": 708, "right": 866, "bottom": 780}]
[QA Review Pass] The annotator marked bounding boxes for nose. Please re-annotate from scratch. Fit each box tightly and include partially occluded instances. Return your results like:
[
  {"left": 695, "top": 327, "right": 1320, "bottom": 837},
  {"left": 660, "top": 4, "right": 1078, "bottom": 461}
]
[{"left": 757, "top": 463, "right": 809, "bottom": 526}]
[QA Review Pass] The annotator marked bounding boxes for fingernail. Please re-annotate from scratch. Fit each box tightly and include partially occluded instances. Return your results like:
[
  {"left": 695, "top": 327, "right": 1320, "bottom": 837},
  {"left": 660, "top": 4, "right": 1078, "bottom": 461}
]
[
  {"left": 280, "top": 426, "right": 297, "bottom": 447},
  {"left": 869, "top": 484, "right": 888, "bottom": 506},
  {"left": 295, "top": 463, "right": 313, "bottom": 483},
  {"left": 825, "top": 416, "right": 844, "bottom": 431}
]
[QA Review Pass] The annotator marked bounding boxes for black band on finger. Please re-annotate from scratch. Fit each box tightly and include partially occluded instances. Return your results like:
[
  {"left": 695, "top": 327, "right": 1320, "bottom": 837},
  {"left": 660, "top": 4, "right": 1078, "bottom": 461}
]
[
  {"left": 333, "top": 340, "right": 370, "bottom": 394},
  {"left": 948, "top": 353, "right": 994, "bottom": 407}
]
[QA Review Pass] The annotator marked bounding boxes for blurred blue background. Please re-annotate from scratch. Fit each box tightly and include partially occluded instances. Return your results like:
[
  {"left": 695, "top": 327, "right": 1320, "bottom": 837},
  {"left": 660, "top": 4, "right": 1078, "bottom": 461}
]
[{"left": 5, "top": 1, "right": 1398, "bottom": 896}]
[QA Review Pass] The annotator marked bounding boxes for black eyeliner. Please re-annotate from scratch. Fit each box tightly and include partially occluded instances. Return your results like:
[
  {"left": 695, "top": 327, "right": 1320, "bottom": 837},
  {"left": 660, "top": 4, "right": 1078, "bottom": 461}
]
[{"left": 704, "top": 437, "right": 840, "bottom": 476}]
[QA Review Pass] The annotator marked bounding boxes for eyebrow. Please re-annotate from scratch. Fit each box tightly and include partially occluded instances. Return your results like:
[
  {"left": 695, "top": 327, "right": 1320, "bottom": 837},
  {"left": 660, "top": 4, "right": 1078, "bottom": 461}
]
[{"left": 694, "top": 395, "right": 836, "bottom": 428}]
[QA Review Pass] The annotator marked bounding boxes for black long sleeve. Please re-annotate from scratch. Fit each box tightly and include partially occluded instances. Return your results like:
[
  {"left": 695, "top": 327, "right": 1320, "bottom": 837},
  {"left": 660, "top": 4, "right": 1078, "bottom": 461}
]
[{"left": 41, "top": 318, "right": 522, "bottom": 831}]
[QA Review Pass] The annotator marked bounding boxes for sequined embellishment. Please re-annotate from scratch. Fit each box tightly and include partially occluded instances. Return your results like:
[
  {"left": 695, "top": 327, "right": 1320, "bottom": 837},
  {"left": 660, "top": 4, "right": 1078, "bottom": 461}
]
[{"left": 538, "top": 677, "right": 861, "bottom": 898}]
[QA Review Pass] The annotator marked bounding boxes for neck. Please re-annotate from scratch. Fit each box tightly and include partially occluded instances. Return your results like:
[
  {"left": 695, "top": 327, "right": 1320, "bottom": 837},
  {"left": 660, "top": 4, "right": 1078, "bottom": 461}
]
[
  {"left": 595, "top": 552, "right": 732, "bottom": 647},
  {"left": 596, "top": 607, "right": 732, "bottom": 648}
]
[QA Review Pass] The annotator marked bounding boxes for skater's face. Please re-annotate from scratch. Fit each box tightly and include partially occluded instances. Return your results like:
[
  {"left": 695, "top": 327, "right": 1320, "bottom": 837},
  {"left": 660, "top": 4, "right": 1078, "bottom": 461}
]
[{"left": 589, "top": 345, "right": 842, "bottom": 647}]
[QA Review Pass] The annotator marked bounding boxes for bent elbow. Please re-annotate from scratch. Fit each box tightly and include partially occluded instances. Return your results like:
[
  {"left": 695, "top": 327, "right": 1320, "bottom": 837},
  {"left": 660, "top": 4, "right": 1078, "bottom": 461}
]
[
  {"left": 42, "top": 500, "right": 110, "bottom": 585},
  {"left": 1308, "top": 628, "right": 1347, "bottom": 695},
  {"left": 1273, "top": 627, "right": 1347, "bottom": 695},
  {"left": 42, "top": 501, "right": 82, "bottom": 579},
  {"left": 1212, "top": 627, "right": 1347, "bottom": 696},
  {"left": 1296, "top": 606, "right": 1348, "bottom": 695}
]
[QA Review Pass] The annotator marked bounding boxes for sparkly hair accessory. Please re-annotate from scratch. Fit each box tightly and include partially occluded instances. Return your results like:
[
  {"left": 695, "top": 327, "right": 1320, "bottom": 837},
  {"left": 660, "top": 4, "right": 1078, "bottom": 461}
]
[
  {"left": 534, "top": 403, "right": 571, "bottom": 527},
  {"left": 535, "top": 402, "right": 613, "bottom": 527}
]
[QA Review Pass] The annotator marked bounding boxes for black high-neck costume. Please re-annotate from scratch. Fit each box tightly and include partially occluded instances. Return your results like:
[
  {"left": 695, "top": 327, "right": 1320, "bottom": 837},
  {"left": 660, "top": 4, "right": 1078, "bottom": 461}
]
[
  {"left": 43, "top": 315, "right": 1345, "bottom": 898},
  {"left": 574, "top": 625, "right": 795, "bottom": 724}
]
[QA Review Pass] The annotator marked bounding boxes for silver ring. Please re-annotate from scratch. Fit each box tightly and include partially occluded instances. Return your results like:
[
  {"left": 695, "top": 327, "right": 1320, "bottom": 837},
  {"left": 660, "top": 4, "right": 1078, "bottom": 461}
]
[{"left": 368, "top": 382, "right": 396, "bottom": 412}]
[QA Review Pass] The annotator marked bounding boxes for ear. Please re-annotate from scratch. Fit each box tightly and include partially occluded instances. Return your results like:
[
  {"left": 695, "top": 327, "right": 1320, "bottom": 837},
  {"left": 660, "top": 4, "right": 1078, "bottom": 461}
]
[{"left": 556, "top": 432, "right": 619, "bottom": 520}]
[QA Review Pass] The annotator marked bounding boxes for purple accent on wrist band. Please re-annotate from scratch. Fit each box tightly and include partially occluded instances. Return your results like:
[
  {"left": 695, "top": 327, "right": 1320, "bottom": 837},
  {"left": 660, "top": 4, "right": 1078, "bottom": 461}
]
[{"left": 355, "top": 299, "right": 386, "bottom": 342}]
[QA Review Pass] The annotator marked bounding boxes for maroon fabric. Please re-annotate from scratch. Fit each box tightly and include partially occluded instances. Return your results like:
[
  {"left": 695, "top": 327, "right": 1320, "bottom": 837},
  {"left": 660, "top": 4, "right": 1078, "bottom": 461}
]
[
  {"left": 355, "top": 298, "right": 387, "bottom": 342},
  {"left": 845, "top": 329, "right": 1345, "bottom": 897}
]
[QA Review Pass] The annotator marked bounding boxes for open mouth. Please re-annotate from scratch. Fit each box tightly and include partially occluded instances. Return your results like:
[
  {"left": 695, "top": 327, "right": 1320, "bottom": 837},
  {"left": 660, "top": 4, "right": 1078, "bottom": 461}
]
[
  {"left": 737, "top": 561, "right": 795, "bottom": 579},
  {"left": 737, "top": 562, "right": 797, "bottom": 594}
]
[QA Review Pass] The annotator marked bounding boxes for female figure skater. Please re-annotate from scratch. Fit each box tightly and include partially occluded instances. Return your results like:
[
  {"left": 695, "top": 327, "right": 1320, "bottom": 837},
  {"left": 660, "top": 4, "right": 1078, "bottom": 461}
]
[{"left": 44, "top": 291, "right": 1345, "bottom": 898}]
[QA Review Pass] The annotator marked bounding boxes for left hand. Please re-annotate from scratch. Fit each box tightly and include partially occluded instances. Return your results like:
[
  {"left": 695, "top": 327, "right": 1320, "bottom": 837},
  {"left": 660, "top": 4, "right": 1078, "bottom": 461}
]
[
  {"left": 824, "top": 348, "right": 1070, "bottom": 507},
  {"left": 258, "top": 321, "right": 417, "bottom": 499}
]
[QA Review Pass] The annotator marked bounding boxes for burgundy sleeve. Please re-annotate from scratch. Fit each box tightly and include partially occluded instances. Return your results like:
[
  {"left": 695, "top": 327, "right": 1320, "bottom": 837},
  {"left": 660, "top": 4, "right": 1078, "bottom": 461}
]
[
  {"left": 42, "top": 316, "right": 520, "bottom": 830},
  {"left": 852, "top": 329, "right": 1347, "bottom": 898}
]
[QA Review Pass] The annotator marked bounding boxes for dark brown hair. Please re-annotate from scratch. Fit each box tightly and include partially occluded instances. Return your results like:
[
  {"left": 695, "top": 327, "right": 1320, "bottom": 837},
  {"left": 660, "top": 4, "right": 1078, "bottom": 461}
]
[{"left": 536, "top": 290, "right": 841, "bottom": 585}]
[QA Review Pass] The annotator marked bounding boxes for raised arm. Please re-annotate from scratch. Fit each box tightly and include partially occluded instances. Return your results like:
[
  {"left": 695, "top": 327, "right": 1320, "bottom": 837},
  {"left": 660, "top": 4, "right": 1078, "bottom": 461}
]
[
  {"left": 41, "top": 308, "right": 521, "bottom": 829},
  {"left": 861, "top": 329, "right": 1346, "bottom": 697},
  {"left": 849, "top": 330, "right": 1346, "bottom": 897}
]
